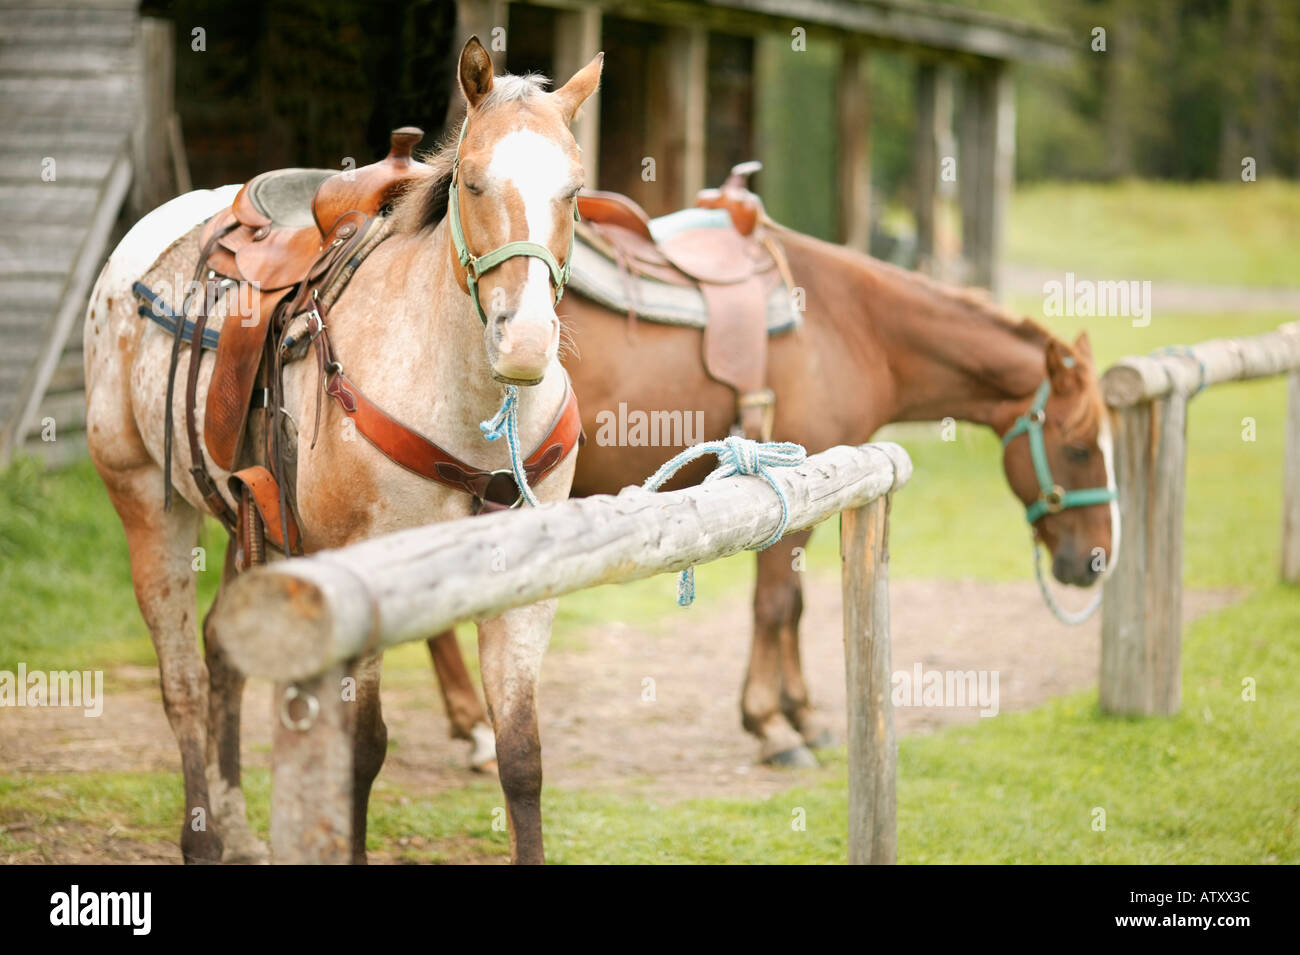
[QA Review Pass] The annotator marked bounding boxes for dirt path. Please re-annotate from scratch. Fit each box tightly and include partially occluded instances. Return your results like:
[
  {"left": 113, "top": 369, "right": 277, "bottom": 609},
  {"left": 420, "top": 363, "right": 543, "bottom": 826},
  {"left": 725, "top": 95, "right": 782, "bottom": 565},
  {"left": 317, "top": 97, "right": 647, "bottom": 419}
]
[{"left": 0, "top": 576, "right": 1238, "bottom": 863}]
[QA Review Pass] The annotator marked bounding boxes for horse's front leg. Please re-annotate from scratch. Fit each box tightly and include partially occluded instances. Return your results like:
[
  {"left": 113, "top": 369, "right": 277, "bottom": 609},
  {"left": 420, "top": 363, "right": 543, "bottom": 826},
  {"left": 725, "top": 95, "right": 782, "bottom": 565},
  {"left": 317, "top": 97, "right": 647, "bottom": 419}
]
[{"left": 476, "top": 601, "right": 554, "bottom": 865}]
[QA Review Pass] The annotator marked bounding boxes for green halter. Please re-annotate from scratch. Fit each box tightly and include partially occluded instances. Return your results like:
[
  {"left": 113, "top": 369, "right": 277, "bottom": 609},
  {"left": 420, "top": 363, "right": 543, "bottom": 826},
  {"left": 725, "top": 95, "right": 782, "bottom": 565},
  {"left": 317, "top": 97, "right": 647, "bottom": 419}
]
[
  {"left": 1002, "top": 366, "right": 1116, "bottom": 525},
  {"left": 448, "top": 119, "right": 577, "bottom": 326}
]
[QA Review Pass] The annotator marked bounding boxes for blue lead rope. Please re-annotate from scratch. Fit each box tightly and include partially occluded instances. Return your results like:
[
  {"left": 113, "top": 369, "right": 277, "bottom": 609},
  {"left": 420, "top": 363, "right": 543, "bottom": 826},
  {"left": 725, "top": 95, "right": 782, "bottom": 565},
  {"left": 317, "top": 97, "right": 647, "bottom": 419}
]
[
  {"left": 642, "top": 436, "right": 808, "bottom": 606},
  {"left": 479, "top": 385, "right": 540, "bottom": 507}
]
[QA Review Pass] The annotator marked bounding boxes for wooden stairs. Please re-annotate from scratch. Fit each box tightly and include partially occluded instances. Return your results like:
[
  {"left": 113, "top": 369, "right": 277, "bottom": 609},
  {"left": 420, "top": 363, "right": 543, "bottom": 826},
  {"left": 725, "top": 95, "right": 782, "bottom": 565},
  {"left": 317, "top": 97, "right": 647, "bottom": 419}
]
[{"left": 0, "top": 0, "right": 141, "bottom": 468}]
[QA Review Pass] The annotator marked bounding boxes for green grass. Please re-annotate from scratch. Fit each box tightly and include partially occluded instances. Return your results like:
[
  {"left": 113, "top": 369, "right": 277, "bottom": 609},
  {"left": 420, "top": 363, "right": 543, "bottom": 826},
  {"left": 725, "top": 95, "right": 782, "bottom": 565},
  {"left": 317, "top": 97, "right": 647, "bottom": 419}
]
[
  {"left": 0, "top": 459, "right": 227, "bottom": 673},
  {"left": 5, "top": 585, "right": 1293, "bottom": 863},
  {"left": 1007, "top": 179, "right": 1300, "bottom": 287}
]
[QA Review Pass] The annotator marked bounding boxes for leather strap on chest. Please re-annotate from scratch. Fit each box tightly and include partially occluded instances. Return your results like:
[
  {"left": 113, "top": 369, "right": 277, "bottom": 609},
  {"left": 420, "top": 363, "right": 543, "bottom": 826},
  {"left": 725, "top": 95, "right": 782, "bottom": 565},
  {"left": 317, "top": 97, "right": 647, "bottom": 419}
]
[{"left": 322, "top": 364, "right": 583, "bottom": 512}]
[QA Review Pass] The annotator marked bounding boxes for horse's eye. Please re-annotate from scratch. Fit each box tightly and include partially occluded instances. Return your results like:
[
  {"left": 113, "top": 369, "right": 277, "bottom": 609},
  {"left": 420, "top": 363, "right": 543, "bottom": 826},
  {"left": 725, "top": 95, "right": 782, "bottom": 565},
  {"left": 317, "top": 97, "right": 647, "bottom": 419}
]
[
  {"left": 464, "top": 182, "right": 483, "bottom": 196},
  {"left": 1064, "top": 445, "right": 1091, "bottom": 463}
]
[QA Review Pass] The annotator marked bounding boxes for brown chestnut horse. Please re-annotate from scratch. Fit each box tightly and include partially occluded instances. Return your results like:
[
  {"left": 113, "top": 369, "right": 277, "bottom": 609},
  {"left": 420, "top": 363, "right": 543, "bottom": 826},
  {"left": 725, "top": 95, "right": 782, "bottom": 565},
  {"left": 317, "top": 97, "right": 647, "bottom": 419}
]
[{"left": 427, "top": 219, "right": 1119, "bottom": 767}]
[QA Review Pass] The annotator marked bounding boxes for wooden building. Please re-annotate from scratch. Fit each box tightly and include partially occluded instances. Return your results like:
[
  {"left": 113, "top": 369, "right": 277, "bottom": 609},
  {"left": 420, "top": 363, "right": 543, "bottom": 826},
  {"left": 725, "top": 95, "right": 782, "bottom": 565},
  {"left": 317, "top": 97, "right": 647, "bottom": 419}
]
[
  {"left": 0, "top": 0, "right": 1069, "bottom": 468},
  {"left": 452, "top": 0, "right": 1070, "bottom": 292}
]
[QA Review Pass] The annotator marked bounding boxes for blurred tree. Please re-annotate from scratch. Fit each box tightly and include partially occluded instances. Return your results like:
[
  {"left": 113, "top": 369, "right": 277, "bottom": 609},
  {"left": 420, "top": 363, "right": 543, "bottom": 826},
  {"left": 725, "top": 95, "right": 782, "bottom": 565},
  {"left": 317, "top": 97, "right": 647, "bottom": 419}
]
[{"left": 936, "top": 0, "right": 1299, "bottom": 182}]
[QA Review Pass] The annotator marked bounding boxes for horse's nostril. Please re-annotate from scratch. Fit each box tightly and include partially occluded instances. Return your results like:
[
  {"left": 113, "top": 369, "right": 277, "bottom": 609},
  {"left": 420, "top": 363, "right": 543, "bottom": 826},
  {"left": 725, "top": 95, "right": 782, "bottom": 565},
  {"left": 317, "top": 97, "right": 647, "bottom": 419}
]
[
  {"left": 1054, "top": 550, "right": 1099, "bottom": 587},
  {"left": 492, "top": 312, "right": 511, "bottom": 344}
]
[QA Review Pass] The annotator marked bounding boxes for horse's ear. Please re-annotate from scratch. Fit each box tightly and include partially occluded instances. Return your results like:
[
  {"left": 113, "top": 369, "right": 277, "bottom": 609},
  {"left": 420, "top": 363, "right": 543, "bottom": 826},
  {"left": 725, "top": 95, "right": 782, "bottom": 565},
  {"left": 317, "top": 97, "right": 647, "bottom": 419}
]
[
  {"left": 1072, "top": 331, "right": 1094, "bottom": 363},
  {"left": 1045, "top": 339, "right": 1083, "bottom": 395},
  {"left": 553, "top": 52, "right": 604, "bottom": 124},
  {"left": 459, "top": 36, "right": 494, "bottom": 110}
]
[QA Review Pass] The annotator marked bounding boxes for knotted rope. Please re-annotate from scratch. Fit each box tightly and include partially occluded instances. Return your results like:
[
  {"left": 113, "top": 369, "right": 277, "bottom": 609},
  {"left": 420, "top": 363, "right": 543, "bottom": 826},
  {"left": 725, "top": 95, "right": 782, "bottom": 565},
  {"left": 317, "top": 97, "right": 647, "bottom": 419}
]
[
  {"left": 1153, "top": 344, "right": 1209, "bottom": 397},
  {"left": 479, "top": 385, "right": 540, "bottom": 507},
  {"left": 642, "top": 436, "right": 808, "bottom": 606}
]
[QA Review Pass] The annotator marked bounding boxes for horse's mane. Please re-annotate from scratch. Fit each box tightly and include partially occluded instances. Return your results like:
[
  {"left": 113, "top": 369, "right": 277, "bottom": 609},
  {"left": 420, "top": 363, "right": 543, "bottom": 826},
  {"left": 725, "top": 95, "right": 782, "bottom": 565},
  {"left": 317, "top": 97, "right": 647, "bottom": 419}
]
[
  {"left": 771, "top": 222, "right": 1103, "bottom": 436},
  {"left": 391, "top": 73, "right": 552, "bottom": 235},
  {"left": 922, "top": 273, "right": 1103, "bottom": 437},
  {"left": 912, "top": 272, "right": 1103, "bottom": 437}
]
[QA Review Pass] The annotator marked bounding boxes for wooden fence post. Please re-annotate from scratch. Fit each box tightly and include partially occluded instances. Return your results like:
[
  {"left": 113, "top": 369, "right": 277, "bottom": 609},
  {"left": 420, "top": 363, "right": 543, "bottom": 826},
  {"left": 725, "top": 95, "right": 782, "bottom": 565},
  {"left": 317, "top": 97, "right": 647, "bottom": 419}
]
[
  {"left": 271, "top": 663, "right": 354, "bottom": 864},
  {"left": 837, "top": 44, "right": 872, "bottom": 252},
  {"left": 647, "top": 26, "right": 707, "bottom": 214},
  {"left": 841, "top": 495, "right": 897, "bottom": 864},
  {"left": 960, "top": 61, "right": 1015, "bottom": 296},
  {"left": 913, "top": 62, "right": 939, "bottom": 274},
  {"left": 1100, "top": 395, "right": 1187, "bottom": 716},
  {"left": 132, "top": 18, "right": 177, "bottom": 219},
  {"left": 552, "top": 5, "right": 602, "bottom": 187},
  {"left": 1283, "top": 370, "right": 1300, "bottom": 584}
]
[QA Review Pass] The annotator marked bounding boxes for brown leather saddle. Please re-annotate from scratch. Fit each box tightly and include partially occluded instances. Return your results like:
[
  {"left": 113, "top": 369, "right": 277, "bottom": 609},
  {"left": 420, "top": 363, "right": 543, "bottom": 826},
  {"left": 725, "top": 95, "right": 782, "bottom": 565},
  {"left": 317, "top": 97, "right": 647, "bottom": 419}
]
[
  {"left": 164, "top": 127, "right": 582, "bottom": 570},
  {"left": 576, "top": 161, "right": 793, "bottom": 440},
  {"left": 196, "top": 127, "right": 431, "bottom": 476}
]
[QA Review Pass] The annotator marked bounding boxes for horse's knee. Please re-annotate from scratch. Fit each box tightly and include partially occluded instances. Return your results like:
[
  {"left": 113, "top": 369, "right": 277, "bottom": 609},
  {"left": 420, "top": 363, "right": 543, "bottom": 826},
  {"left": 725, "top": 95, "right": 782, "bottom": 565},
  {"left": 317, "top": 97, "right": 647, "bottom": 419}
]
[
  {"left": 158, "top": 669, "right": 209, "bottom": 736},
  {"left": 754, "top": 573, "right": 801, "bottom": 631},
  {"left": 353, "top": 711, "right": 388, "bottom": 787},
  {"left": 494, "top": 713, "right": 541, "bottom": 804}
]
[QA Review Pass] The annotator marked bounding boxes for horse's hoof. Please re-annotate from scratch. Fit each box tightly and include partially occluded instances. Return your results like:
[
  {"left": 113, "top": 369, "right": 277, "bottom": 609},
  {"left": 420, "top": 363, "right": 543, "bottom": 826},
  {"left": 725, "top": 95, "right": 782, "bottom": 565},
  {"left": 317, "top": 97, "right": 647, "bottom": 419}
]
[
  {"left": 180, "top": 827, "right": 222, "bottom": 865},
  {"left": 763, "top": 745, "right": 818, "bottom": 769},
  {"left": 221, "top": 834, "right": 270, "bottom": 865},
  {"left": 468, "top": 722, "right": 497, "bottom": 773},
  {"left": 803, "top": 729, "right": 835, "bottom": 750}
]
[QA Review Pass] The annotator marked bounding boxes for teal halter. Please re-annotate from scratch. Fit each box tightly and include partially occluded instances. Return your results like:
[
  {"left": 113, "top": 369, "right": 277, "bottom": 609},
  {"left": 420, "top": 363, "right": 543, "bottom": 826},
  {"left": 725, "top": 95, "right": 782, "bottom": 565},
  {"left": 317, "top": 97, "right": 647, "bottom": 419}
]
[
  {"left": 448, "top": 119, "right": 577, "bottom": 326},
  {"left": 1002, "top": 370, "right": 1116, "bottom": 525}
]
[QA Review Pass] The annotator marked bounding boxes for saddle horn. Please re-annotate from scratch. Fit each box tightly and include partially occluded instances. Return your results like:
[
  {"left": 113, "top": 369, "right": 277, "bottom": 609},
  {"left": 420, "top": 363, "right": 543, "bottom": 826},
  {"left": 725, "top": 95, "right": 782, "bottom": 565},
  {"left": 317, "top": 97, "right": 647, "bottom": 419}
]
[{"left": 696, "top": 160, "right": 765, "bottom": 235}]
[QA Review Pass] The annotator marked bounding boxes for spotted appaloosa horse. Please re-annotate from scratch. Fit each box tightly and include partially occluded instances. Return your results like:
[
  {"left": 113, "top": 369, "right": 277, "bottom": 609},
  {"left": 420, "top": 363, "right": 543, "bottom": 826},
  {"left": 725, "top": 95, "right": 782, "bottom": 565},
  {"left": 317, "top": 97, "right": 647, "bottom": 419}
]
[
  {"left": 84, "top": 37, "right": 601, "bottom": 864},
  {"left": 428, "top": 230, "right": 1120, "bottom": 766}
]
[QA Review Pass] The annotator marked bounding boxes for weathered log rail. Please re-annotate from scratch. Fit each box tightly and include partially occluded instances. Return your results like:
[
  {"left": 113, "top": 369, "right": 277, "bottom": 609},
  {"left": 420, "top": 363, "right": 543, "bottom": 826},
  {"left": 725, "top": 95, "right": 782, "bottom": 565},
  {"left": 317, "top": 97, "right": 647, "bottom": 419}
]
[
  {"left": 1099, "top": 322, "right": 1300, "bottom": 716},
  {"left": 211, "top": 441, "right": 913, "bottom": 864}
]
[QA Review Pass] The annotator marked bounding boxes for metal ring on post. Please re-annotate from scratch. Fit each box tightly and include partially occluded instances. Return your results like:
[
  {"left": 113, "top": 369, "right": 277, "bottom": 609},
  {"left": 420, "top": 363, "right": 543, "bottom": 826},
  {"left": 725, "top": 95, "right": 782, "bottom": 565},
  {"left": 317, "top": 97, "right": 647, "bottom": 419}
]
[{"left": 280, "top": 684, "right": 319, "bottom": 732}]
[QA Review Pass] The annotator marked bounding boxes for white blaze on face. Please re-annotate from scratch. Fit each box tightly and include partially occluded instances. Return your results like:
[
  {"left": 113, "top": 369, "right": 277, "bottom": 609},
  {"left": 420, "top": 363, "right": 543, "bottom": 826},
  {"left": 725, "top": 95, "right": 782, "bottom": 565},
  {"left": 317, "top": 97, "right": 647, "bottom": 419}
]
[
  {"left": 486, "top": 128, "right": 570, "bottom": 320},
  {"left": 1098, "top": 414, "right": 1121, "bottom": 576}
]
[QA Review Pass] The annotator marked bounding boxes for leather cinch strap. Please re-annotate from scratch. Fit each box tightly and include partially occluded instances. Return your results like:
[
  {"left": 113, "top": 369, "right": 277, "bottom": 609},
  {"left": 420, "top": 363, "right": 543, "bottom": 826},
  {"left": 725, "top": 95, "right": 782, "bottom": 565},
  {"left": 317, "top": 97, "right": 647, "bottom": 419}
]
[{"left": 324, "top": 372, "right": 583, "bottom": 511}]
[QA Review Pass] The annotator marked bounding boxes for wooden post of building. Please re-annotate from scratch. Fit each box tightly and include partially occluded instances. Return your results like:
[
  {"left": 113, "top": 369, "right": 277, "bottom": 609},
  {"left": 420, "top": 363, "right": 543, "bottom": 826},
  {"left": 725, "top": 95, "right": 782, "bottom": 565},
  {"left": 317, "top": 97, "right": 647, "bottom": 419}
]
[
  {"left": 271, "top": 664, "right": 355, "bottom": 864},
  {"left": 960, "top": 60, "right": 1015, "bottom": 297},
  {"left": 837, "top": 44, "right": 872, "bottom": 252},
  {"left": 444, "top": 0, "right": 510, "bottom": 126},
  {"left": 913, "top": 62, "right": 939, "bottom": 273},
  {"left": 132, "top": 18, "right": 177, "bottom": 219},
  {"left": 647, "top": 26, "right": 707, "bottom": 213},
  {"left": 841, "top": 496, "right": 897, "bottom": 865},
  {"left": 552, "top": 5, "right": 602, "bottom": 187},
  {"left": 1284, "top": 367, "right": 1300, "bottom": 584},
  {"left": 1100, "top": 396, "right": 1187, "bottom": 716}
]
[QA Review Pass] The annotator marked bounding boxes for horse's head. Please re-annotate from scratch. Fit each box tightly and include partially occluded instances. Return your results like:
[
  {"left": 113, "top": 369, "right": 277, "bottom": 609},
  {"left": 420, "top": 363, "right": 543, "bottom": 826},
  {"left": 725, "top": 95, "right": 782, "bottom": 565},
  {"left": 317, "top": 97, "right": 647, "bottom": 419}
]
[
  {"left": 1000, "top": 333, "right": 1120, "bottom": 587},
  {"left": 448, "top": 36, "right": 602, "bottom": 385}
]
